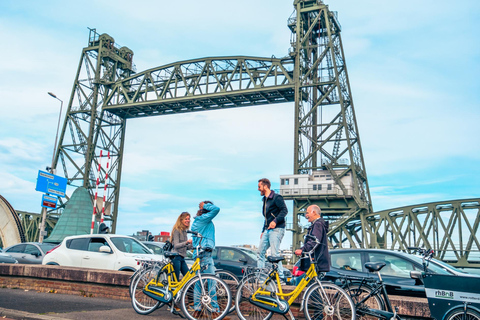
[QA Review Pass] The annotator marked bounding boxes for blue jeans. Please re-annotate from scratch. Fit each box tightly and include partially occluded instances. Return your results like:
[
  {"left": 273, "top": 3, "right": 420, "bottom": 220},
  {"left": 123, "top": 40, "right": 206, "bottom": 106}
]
[
  {"left": 257, "top": 228, "right": 285, "bottom": 279},
  {"left": 194, "top": 252, "right": 219, "bottom": 311}
]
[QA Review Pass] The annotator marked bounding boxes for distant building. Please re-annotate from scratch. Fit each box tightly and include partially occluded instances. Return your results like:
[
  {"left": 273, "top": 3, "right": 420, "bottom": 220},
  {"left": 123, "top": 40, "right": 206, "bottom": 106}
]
[
  {"left": 279, "top": 169, "right": 354, "bottom": 197},
  {"left": 132, "top": 230, "right": 170, "bottom": 242}
]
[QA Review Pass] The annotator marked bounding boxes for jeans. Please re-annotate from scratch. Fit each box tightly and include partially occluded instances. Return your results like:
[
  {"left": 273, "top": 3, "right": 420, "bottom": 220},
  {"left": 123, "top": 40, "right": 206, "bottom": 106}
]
[
  {"left": 172, "top": 255, "right": 189, "bottom": 281},
  {"left": 194, "top": 252, "right": 219, "bottom": 311},
  {"left": 257, "top": 228, "right": 285, "bottom": 279}
]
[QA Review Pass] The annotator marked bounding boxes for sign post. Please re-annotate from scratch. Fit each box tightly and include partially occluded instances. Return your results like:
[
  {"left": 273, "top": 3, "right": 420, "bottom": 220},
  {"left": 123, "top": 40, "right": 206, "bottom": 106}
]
[{"left": 36, "top": 170, "right": 67, "bottom": 243}]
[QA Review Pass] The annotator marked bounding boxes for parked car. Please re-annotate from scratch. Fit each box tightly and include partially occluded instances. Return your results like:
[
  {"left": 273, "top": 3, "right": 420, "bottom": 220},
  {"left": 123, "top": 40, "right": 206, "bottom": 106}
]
[
  {"left": 0, "top": 252, "right": 18, "bottom": 264},
  {"left": 323, "top": 248, "right": 479, "bottom": 297},
  {"left": 141, "top": 241, "right": 166, "bottom": 256},
  {"left": 2, "top": 242, "right": 57, "bottom": 264},
  {"left": 208, "top": 246, "right": 292, "bottom": 281},
  {"left": 42, "top": 234, "right": 162, "bottom": 271}
]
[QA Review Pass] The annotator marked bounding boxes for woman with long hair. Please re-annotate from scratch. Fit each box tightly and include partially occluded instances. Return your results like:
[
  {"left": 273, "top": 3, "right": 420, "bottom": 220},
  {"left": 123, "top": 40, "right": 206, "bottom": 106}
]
[{"left": 171, "top": 211, "right": 193, "bottom": 280}]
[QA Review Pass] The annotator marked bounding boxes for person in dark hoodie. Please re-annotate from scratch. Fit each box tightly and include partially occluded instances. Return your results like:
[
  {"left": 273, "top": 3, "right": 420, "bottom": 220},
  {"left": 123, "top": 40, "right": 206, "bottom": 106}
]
[{"left": 294, "top": 204, "right": 330, "bottom": 273}]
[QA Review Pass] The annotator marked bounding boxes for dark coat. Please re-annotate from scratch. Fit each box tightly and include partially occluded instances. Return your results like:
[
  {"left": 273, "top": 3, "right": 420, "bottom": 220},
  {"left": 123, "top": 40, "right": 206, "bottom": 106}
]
[
  {"left": 302, "top": 218, "right": 330, "bottom": 272},
  {"left": 261, "top": 191, "right": 288, "bottom": 233}
]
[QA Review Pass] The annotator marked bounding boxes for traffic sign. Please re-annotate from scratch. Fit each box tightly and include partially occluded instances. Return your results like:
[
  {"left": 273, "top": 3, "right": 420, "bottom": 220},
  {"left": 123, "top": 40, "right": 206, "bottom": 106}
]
[
  {"left": 35, "top": 170, "right": 67, "bottom": 197},
  {"left": 41, "top": 194, "right": 58, "bottom": 209}
]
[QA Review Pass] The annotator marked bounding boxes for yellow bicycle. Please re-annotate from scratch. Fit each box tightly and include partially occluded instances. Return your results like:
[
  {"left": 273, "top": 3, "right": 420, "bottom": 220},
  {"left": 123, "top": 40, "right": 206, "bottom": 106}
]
[
  {"left": 131, "top": 231, "right": 232, "bottom": 320},
  {"left": 235, "top": 234, "right": 355, "bottom": 320}
]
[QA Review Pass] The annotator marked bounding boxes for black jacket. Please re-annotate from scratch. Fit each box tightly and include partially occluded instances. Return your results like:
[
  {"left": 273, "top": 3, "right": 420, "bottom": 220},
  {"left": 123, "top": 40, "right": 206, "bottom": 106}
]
[
  {"left": 302, "top": 218, "right": 330, "bottom": 272},
  {"left": 261, "top": 191, "right": 288, "bottom": 233}
]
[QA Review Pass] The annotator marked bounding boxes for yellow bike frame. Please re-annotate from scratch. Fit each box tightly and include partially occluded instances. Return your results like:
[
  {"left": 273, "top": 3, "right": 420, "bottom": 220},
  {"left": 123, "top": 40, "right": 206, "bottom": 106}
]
[
  {"left": 144, "top": 256, "right": 202, "bottom": 298},
  {"left": 251, "top": 261, "right": 318, "bottom": 308}
]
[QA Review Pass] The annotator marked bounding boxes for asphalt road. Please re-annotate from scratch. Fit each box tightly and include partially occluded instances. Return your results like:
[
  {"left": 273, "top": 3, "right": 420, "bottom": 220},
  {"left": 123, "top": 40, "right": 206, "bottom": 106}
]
[{"left": 0, "top": 287, "right": 189, "bottom": 320}]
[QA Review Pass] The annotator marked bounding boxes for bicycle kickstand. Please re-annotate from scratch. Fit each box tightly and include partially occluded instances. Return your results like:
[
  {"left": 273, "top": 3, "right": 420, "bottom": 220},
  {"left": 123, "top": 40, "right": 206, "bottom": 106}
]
[
  {"left": 391, "top": 306, "right": 399, "bottom": 320},
  {"left": 282, "top": 309, "right": 296, "bottom": 320},
  {"left": 169, "top": 303, "right": 185, "bottom": 318}
]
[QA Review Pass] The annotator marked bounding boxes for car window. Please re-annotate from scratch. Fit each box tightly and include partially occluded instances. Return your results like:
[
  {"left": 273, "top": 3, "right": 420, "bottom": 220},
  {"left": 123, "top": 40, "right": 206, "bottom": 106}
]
[
  {"left": 24, "top": 245, "right": 41, "bottom": 256},
  {"left": 331, "top": 252, "right": 361, "bottom": 271},
  {"left": 88, "top": 238, "right": 109, "bottom": 252},
  {"left": 6, "top": 244, "right": 26, "bottom": 253},
  {"left": 66, "top": 238, "right": 89, "bottom": 251},
  {"left": 145, "top": 243, "right": 164, "bottom": 255},
  {"left": 111, "top": 237, "right": 150, "bottom": 254},
  {"left": 220, "top": 248, "right": 244, "bottom": 262},
  {"left": 368, "top": 253, "right": 415, "bottom": 278},
  {"left": 405, "top": 254, "right": 452, "bottom": 275},
  {"left": 39, "top": 243, "right": 56, "bottom": 253}
]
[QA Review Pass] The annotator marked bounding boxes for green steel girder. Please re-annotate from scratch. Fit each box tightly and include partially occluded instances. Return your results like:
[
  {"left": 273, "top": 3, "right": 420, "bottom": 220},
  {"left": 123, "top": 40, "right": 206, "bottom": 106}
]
[
  {"left": 328, "top": 198, "right": 480, "bottom": 267},
  {"left": 103, "top": 56, "right": 296, "bottom": 118}
]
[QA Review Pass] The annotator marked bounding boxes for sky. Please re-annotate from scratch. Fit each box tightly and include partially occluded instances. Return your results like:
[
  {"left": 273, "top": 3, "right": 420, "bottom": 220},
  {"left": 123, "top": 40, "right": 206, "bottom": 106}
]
[{"left": 0, "top": 0, "right": 479, "bottom": 250}]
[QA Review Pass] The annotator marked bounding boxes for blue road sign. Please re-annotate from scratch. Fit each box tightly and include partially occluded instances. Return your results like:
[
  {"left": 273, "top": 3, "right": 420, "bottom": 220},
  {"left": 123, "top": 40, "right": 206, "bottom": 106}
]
[
  {"left": 41, "top": 194, "right": 58, "bottom": 209},
  {"left": 35, "top": 170, "right": 67, "bottom": 197}
]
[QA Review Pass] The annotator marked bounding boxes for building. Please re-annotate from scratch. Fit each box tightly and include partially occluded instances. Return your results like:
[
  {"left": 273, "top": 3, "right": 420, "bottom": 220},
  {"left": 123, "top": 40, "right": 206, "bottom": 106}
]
[{"left": 279, "top": 169, "right": 354, "bottom": 198}]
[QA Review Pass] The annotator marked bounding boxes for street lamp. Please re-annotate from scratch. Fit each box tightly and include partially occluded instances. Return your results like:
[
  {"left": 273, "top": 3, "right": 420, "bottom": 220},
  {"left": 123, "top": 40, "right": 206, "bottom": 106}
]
[
  {"left": 39, "top": 92, "right": 64, "bottom": 243},
  {"left": 47, "top": 92, "right": 63, "bottom": 175}
]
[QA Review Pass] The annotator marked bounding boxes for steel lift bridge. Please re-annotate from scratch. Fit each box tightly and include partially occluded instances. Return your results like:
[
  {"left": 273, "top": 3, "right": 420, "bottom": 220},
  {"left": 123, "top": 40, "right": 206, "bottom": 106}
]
[{"left": 34, "top": 0, "right": 478, "bottom": 267}]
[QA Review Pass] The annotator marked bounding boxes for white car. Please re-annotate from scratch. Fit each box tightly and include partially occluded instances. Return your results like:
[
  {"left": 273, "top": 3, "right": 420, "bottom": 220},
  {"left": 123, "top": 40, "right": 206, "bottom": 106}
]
[{"left": 42, "top": 234, "right": 163, "bottom": 271}]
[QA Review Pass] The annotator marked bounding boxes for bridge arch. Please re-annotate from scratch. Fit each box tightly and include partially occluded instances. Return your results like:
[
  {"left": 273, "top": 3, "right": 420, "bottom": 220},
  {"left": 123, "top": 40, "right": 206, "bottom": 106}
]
[{"left": 0, "top": 195, "right": 25, "bottom": 247}]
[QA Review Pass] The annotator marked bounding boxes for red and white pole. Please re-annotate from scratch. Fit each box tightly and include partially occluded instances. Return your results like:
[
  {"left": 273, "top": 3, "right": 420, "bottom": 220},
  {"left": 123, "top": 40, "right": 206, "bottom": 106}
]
[
  {"left": 100, "top": 151, "right": 110, "bottom": 223},
  {"left": 91, "top": 150, "right": 103, "bottom": 234}
]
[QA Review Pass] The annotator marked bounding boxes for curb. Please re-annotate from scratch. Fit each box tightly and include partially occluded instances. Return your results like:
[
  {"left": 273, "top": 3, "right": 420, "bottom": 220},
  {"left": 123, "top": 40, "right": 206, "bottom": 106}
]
[{"left": 0, "top": 307, "right": 71, "bottom": 320}]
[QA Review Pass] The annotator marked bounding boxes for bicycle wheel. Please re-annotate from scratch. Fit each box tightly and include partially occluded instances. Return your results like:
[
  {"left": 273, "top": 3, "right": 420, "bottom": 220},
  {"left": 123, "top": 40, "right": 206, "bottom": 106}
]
[
  {"left": 181, "top": 274, "right": 232, "bottom": 320},
  {"left": 346, "top": 284, "right": 384, "bottom": 320},
  {"left": 304, "top": 282, "right": 355, "bottom": 320},
  {"left": 235, "top": 273, "right": 273, "bottom": 320},
  {"left": 215, "top": 270, "right": 239, "bottom": 313},
  {"left": 129, "top": 262, "right": 162, "bottom": 297},
  {"left": 131, "top": 267, "right": 164, "bottom": 315},
  {"left": 445, "top": 308, "right": 480, "bottom": 320}
]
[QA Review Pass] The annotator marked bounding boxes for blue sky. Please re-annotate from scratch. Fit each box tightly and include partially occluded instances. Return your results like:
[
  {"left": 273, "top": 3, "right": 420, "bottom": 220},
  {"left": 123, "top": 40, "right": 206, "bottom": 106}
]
[{"left": 0, "top": 0, "right": 479, "bottom": 249}]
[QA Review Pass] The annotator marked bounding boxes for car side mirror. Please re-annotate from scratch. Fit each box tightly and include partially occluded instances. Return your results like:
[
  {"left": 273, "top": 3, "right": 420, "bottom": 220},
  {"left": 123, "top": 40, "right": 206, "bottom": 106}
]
[
  {"left": 149, "top": 249, "right": 154, "bottom": 254},
  {"left": 32, "top": 252, "right": 41, "bottom": 257},
  {"left": 99, "top": 245, "right": 112, "bottom": 253},
  {"left": 410, "top": 270, "right": 424, "bottom": 285},
  {"left": 239, "top": 258, "right": 248, "bottom": 264}
]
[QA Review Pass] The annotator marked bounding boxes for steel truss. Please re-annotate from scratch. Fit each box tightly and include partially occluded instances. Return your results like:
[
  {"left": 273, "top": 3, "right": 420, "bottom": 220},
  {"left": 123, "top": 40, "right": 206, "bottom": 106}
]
[
  {"left": 103, "top": 56, "right": 295, "bottom": 118},
  {"left": 329, "top": 198, "right": 480, "bottom": 267},
  {"left": 287, "top": 0, "right": 372, "bottom": 250}
]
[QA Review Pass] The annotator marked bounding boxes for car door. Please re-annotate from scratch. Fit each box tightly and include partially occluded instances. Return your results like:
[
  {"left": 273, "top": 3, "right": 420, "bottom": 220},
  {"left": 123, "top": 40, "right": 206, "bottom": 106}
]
[
  {"left": 327, "top": 250, "right": 366, "bottom": 285},
  {"left": 215, "top": 247, "right": 249, "bottom": 278},
  {"left": 367, "top": 252, "right": 422, "bottom": 296},
  {"left": 5, "top": 244, "right": 27, "bottom": 263},
  {"left": 81, "top": 237, "right": 116, "bottom": 270},
  {"left": 22, "top": 244, "right": 44, "bottom": 264}
]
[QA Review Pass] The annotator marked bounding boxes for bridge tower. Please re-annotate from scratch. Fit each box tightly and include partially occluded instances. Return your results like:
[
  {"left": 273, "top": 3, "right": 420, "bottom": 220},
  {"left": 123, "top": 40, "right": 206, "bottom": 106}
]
[
  {"left": 283, "top": 0, "right": 373, "bottom": 250},
  {"left": 52, "top": 29, "right": 135, "bottom": 232}
]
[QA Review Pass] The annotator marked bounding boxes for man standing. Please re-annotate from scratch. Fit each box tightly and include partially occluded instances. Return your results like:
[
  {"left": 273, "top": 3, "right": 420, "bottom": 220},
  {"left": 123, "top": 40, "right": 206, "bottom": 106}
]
[
  {"left": 257, "top": 178, "right": 288, "bottom": 281},
  {"left": 294, "top": 205, "right": 330, "bottom": 272}
]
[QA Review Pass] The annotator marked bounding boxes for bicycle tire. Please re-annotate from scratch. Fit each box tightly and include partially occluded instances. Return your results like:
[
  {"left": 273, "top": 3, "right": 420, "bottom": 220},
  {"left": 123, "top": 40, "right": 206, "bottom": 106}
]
[
  {"left": 445, "top": 307, "right": 480, "bottom": 320},
  {"left": 346, "top": 284, "right": 385, "bottom": 320},
  {"left": 129, "top": 262, "right": 162, "bottom": 297},
  {"left": 235, "top": 273, "right": 273, "bottom": 320},
  {"left": 304, "top": 282, "right": 355, "bottom": 320},
  {"left": 131, "top": 267, "right": 164, "bottom": 315},
  {"left": 215, "top": 270, "right": 239, "bottom": 313},
  {"left": 180, "top": 274, "right": 232, "bottom": 320}
]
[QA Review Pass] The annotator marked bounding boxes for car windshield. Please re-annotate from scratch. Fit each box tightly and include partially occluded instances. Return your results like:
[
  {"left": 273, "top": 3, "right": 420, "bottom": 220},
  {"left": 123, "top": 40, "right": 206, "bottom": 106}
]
[
  {"left": 407, "top": 254, "right": 452, "bottom": 275},
  {"left": 111, "top": 237, "right": 151, "bottom": 254},
  {"left": 429, "top": 258, "right": 469, "bottom": 274},
  {"left": 240, "top": 249, "right": 257, "bottom": 260}
]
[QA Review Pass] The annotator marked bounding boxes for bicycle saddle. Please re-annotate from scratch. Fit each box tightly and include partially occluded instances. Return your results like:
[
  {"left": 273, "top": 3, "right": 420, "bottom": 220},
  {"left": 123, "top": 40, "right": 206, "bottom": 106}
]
[
  {"left": 365, "top": 262, "right": 386, "bottom": 272},
  {"left": 267, "top": 256, "right": 285, "bottom": 263},
  {"left": 164, "top": 252, "right": 179, "bottom": 259}
]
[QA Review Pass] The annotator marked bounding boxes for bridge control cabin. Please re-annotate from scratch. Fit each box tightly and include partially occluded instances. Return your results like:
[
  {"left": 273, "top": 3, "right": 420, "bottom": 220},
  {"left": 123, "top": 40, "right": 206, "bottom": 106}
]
[{"left": 279, "top": 170, "right": 354, "bottom": 199}]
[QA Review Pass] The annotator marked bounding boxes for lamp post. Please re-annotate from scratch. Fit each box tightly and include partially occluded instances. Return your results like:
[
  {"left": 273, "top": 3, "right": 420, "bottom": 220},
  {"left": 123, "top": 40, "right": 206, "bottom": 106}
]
[{"left": 38, "top": 92, "right": 64, "bottom": 243}]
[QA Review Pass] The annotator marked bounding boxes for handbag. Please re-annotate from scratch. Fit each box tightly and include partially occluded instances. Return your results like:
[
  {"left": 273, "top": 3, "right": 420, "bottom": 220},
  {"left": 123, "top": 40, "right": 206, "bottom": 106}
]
[
  {"left": 299, "top": 256, "right": 311, "bottom": 271},
  {"left": 163, "top": 240, "right": 173, "bottom": 252}
]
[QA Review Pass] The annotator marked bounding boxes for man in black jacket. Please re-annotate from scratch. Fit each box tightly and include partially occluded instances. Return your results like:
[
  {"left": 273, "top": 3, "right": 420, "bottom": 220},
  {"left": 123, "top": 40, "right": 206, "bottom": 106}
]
[
  {"left": 294, "top": 204, "right": 330, "bottom": 272},
  {"left": 257, "top": 178, "right": 288, "bottom": 280}
]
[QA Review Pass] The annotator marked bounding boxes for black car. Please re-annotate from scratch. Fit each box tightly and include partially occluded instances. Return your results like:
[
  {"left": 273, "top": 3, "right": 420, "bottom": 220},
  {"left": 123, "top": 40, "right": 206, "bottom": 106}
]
[
  {"left": 323, "top": 248, "right": 463, "bottom": 297},
  {"left": 211, "top": 246, "right": 292, "bottom": 280}
]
